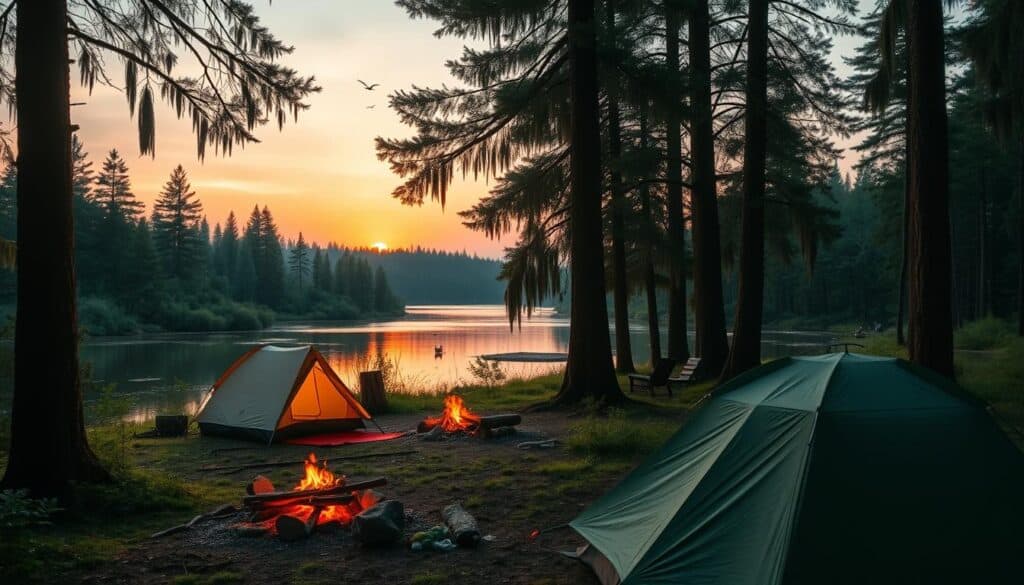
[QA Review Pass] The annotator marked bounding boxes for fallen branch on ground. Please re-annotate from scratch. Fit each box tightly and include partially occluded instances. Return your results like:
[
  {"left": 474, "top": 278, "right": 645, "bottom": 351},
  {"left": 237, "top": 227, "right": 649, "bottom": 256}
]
[{"left": 150, "top": 503, "right": 238, "bottom": 539}]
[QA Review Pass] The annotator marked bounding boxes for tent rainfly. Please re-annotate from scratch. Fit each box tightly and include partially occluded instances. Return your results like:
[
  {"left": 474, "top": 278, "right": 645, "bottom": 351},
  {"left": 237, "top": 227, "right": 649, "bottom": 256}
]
[
  {"left": 571, "top": 353, "right": 1024, "bottom": 585},
  {"left": 196, "top": 345, "right": 373, "bottom": 443}
]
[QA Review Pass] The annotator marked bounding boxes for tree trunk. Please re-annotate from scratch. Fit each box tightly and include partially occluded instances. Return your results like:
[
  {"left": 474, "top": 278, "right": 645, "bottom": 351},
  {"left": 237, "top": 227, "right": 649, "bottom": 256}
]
[
  {"left": 553, "top": 0, "right": 623, "bottom": 405},
  {"left": 720, "top": 0, "right": 768, "bottom": 381},
  {"left": 687, "top": 0, "right": 729, "bottom": 375},
  {"left": 605, "top": 0, "right": 634, "bottom": 374},
  {"left": 978, "top": 165, "right": 988, "bottom": 317},
  {"left": 897, "top": 130, "right": 910, "bottom": 345},
  {"left": 663, "top": 3, "right": 690, "bottom": 363},
  {"left": 639, "top": 111, "right": 661, "bottom": 363},
  {"left": 906, "top": 0, "right": 954, "bottom": 379},
  {"left": 1018, "top": 139, "right": 1023, "bottom": 336},
  {"left": 1, "top": 0, "right": 109, "bottom": 497}
]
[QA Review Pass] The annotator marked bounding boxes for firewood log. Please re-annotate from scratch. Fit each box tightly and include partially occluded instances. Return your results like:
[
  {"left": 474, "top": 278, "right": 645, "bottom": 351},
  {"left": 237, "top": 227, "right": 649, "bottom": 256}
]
[
  {"left": 249, "top": 493, "right": 355, "bottom": 511},
  {"left": 246, "top": 475, "right": 274, "bottom": 496},
  {"left": 478, "top": 414, "right": 521, "bottom": 429},
  {"left": 275, "top": 506, "right": 322, "bottom": 541},
  {"left": 241, "top": 477, "right": 387, "bottom": 506},
  {"left": 442, "top": 502, "right": 481, "bottom": 547}
]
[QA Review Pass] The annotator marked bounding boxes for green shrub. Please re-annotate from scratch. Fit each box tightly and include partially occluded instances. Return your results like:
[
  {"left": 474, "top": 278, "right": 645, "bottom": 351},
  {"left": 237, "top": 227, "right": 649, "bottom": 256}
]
[
  {"left": 0, "top": 490, "right": 60, "bottom": 530},
  {"left": 78, "top": 297, "right": 139, "bottom": 336},
  {"left": 955, "top": 317, "right": 1013, "bottom": 350}
]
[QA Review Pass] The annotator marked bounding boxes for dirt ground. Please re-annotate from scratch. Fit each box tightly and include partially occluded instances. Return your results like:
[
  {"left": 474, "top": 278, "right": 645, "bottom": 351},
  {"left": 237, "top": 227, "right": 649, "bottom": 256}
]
[{"left": 73, "top": 411, "right": 635, "bottom": 585}]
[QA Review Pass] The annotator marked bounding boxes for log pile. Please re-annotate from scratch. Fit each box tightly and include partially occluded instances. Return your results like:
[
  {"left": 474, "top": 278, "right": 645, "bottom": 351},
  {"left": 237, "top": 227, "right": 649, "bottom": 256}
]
[{"left": 240, "top": 476, "right": 388, "bottom": 541}]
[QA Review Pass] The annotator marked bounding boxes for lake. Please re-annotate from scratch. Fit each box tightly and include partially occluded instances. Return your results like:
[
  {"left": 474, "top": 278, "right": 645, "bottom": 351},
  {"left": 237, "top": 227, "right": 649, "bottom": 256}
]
[{"left": 68, "top": 305, "right": 835, "bottom": 422}]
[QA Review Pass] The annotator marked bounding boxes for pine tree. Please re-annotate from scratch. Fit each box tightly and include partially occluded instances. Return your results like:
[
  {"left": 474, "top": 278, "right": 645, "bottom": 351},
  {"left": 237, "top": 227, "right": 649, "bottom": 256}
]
[
  {"left": 259, "top": 206, "right": 286, "bottom": 307},
  {"left": 123, "top": 218, "right": 162, "bottom": 319},
  {"left": 94, "top": 149, "right": 144, "bottom": 221},
  {"left": 373, "top": 266, "right": 398, "bottom": 312},
  {"left": 234, "top": 240, "right": 258, "bottom": 302},
  {"left": 151, "top": 165, "right": 204, "bottom": 282},
  {"left": 289, "top": 232, "right": 311, "bottom": 290},
  {"left": 310, "top": 245, "right": 323, "bottom": 290},
  {"left": 316, "top": 249, "right": 333, "bottom": 292},
  {"left": 220, "top": 211, "right": 241, "bottom": 286},
  {"left": 2, "top": 0, "right": 318, "bottom": 495},
  {"left": 333, "top": 255, "right": 347, "bottom": 297}
]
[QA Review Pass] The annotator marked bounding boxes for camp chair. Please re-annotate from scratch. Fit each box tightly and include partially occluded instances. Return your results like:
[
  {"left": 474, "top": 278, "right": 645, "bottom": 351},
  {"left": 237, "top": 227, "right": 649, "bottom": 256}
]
[{"left": 628, "top": 358, "right": 679, "bottom": 396}]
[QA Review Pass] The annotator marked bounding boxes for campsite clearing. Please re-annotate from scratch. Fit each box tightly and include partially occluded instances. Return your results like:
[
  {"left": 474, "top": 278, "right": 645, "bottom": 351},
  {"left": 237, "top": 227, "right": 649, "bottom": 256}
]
[{"left": 1, "top": 375, "right": 696, "bottom": 584}]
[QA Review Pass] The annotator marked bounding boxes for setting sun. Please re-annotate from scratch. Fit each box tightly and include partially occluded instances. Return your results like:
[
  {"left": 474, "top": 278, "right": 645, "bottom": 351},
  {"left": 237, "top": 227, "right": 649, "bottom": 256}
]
[{"left": 372, "top": 242, "right": 388, "bottom": 252}]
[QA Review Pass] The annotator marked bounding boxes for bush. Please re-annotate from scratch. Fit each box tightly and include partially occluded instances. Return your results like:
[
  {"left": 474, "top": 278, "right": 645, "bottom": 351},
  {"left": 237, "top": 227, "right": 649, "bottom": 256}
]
[
  {"left": 954, "top": 317, "right": 1013, "bottom": 350},
  {"left": 0, "top": 490, "right": 60, "bottom": 530},
  {"left": 78, "top": 297, "right": 139, "bottom": 336}
]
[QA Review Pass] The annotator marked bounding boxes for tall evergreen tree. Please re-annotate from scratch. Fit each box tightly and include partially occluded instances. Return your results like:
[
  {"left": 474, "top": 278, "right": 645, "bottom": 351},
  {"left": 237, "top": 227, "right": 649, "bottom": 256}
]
[
  {"left": 721, "top": 0, "right": 771, "bottom": 381},
  {"left": 289, "top": 232, "right": 311, "bottom": 290},
  {"left": 259, "top": 206, "right": 286, "bottom": 307},
  {"left": 151, "top": 165, "right": 203, "bottom": 282},
  {"left": 662, "top": 0, "right": 690, "bottom": 365},
  {"left": 219, "top": 211, "right": 241, "bottom": 286},
  {"left": 374, "top": 265, "right": 398, "bottom": 312},
  {"left": 687, "top": 0, "right": 729, "bottom": 374},
  {"left": 94, "top": 149, "right": 143, "bottom": 220},
  {"left": 333, "top": 255, "right": 347, "bottom": 297},
  {"left": 0, "top": 0, "right": 317, "bottom": 495}
]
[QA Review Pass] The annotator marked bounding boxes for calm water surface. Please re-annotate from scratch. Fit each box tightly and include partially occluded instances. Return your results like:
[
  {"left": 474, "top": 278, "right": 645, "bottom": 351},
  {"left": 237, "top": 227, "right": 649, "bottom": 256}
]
[{"left": 67, "top": 305, "right": 835, "bottom": 421}]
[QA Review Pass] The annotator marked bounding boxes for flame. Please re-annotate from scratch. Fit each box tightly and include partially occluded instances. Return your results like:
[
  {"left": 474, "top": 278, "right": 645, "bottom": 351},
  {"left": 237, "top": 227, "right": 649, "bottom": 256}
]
[
  {"left": 424, "top": 394, "right": 481, "bottom": 433},
  {"left": 273, "top": 453, "right": 377, "bottom": 527},
  {"left": 294, "top": 453, "right": 344, "bottom": 491}
]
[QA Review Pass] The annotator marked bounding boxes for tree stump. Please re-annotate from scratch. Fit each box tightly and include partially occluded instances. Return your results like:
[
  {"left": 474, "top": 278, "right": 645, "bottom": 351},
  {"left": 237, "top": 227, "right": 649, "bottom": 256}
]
[{"left": 359, "top": 370, "right": 388, "bottom": 415}]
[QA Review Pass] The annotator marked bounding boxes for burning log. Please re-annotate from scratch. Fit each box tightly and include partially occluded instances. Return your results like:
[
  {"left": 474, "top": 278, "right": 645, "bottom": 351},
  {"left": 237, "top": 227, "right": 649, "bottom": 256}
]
[
  {"left": 241, "top": 477, "right": 387, "bottom": 508},
  {"left": 249, "top": 493, "right": 355, "bottom": 511},
  {"left": 418, "top": 394, "right": 522, "bottom": 437},
  {"left": 275, "top": 506, "right": 322, "bottom": 542},
  {"left": 442, "top": 502, "right": 481, "bottom": 547},
  {"left": 246, "top": 475, "right": 275, "bottom": 496}
]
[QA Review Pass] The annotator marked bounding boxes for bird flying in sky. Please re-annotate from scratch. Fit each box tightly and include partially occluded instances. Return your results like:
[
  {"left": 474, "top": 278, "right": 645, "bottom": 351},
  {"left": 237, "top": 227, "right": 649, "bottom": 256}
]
[
  {"left": 358, "top": 79, "right": 380, "bottom": 91},
  {"left": 366, "top": 105, "right": 376, "bottom": 109}
]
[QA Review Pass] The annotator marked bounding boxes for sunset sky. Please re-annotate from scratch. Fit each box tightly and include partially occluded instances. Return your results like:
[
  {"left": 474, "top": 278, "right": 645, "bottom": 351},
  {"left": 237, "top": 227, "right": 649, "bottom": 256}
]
[{"left": 69, "top": 1, "right": 870, "bottom": 259}]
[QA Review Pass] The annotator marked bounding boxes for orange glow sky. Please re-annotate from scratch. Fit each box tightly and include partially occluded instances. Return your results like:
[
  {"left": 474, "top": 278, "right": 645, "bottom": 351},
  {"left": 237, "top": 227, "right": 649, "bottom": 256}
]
[{"left": 68, "top": 1, "right": 866, "bottom": 259}]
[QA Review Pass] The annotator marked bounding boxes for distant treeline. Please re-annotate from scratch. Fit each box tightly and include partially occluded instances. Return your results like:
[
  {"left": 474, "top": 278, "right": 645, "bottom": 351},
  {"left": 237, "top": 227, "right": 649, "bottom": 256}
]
[
  {"left": 304, "top": 246, "right": 507, "bottom": 306},
  {"left": 0, "top": 141, "right": 403, "bottom": 335}
]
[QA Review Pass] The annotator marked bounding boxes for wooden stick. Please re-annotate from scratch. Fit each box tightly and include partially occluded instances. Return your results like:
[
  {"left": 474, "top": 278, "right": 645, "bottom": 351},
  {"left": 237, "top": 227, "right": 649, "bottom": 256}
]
[
  {"left": 242, "top": 477, "right": 387, "bottom": 506},
  {"left": 201, "top": 450, "right": 417, "bottom": 474},
  {"left": 149, "top": 504, "right": 238, "bottom": 539}
]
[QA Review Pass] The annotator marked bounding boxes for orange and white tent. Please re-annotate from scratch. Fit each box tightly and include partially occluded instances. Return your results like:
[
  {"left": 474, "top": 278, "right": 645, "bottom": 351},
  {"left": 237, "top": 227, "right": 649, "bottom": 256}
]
[{"left": 196, "top": 345, "right": 372, "bottom": 443}]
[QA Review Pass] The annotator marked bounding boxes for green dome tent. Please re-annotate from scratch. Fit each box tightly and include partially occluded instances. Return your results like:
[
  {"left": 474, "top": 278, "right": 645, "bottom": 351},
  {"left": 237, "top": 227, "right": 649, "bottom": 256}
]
[{"left": 571, "top": 353, "right": 1024, "bottom": 585}]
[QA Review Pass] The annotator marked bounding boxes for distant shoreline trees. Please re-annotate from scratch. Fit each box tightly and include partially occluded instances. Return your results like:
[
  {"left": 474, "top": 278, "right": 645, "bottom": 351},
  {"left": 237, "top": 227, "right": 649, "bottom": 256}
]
[{"left": 0, "top": 148, "right": 405, "bottom": 336}]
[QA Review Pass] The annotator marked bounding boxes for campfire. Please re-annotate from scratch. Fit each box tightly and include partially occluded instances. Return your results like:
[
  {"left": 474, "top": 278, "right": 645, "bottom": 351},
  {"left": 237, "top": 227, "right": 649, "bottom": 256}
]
[
  {"left": 243, "top": 453, "right": 387, "bottom": 541},
  {"left": 417, "top": 394, "right": 521, "bottom": 438}
]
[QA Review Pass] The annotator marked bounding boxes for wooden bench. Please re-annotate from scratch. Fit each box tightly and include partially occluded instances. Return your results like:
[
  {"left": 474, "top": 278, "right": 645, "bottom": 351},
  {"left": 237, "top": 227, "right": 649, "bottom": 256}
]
[{"left": 669, "top": 357, "right": 704, "bottom": 387}]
